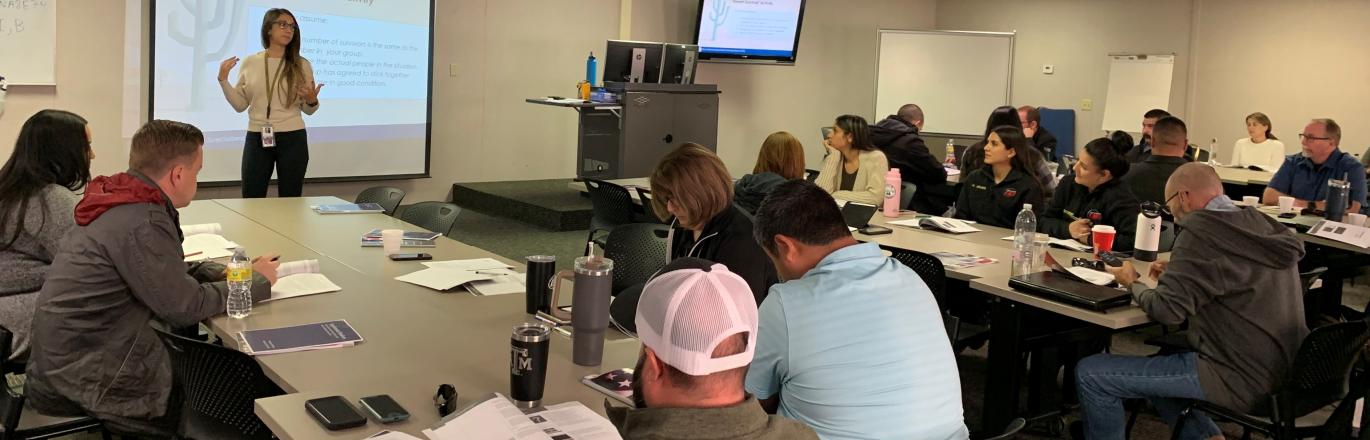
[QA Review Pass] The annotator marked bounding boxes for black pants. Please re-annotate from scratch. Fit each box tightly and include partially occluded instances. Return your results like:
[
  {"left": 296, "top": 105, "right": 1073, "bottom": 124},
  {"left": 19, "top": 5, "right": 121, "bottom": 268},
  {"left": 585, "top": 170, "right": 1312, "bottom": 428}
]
[{"left": 242, "top": 129, "right": 309, "bottom": 198}]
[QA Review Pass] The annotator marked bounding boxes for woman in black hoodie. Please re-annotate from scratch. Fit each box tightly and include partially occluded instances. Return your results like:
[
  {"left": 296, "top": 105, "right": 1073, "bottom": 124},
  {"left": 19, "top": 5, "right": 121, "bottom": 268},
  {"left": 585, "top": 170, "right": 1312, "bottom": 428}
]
[{"left": 610, "top": 143, "right": 779, "bottom": 332}]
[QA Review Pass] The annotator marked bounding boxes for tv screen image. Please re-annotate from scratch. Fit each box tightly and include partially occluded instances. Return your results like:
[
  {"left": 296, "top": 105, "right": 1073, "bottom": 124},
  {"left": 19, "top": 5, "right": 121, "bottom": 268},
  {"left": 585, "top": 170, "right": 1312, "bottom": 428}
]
[{"left": 693, "top": 0, "right": 806, "bottom": 64}]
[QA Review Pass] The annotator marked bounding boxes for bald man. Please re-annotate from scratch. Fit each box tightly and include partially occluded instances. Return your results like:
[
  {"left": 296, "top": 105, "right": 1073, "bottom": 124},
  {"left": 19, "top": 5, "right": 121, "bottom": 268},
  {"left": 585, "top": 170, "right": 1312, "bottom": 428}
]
[{"left": 1073, "top": 163, "right": 1307, "bottom": 439}]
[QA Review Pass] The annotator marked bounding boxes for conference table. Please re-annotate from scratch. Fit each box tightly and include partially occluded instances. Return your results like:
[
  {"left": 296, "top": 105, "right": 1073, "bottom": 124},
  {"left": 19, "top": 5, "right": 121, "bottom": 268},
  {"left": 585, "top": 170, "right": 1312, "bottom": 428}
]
[
  {"left": 179, "top": 197, "right": 640, "bottom": 440},
  {"left": 861, "top": 213, "right": 1155, "bottom": 433}
]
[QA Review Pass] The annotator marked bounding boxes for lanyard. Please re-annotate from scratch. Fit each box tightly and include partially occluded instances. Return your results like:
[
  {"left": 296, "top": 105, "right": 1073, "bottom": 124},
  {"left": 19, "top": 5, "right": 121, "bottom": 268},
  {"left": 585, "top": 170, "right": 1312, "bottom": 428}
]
[{"left": 264, "top": 57, "right": 285, "bottom": 120}]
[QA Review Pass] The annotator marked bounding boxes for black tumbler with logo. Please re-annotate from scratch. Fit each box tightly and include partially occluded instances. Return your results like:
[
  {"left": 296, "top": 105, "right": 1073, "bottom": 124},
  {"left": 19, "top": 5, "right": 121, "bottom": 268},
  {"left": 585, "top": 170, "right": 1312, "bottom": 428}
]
[
  {"left": 510, "top": 323, "right": 550, "bottom": 408},
  {"left": 524, "top": 256, "right": 557, "bottom": 315}
]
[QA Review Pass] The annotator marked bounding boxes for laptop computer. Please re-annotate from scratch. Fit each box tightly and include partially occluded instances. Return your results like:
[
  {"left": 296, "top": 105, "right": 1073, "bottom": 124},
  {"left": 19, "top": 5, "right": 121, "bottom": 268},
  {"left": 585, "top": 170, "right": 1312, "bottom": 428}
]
[
  {"left": 1008, "top": 272, "right": 1132, "bottom": 311},
  {"left": 840, "top": 202, "right": 878, "bottom": 229}
]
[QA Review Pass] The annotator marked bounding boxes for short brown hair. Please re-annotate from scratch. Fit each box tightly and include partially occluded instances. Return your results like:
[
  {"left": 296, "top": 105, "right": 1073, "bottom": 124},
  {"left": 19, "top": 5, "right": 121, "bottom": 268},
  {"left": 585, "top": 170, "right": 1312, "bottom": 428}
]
[
  {"left": 129, "top": 120, "right": 204, "bottom": 177},
  {"left": 1313, "top": 118, "right": 1342, "bottom": 144},
  {"left": 661, "top": 332, "right": 749, "bottom": 389},
  {"left": 753, "top": 132, "right": 805, "bottom": 180},
  {"left": 1017, "top": 105, "right": 1040, "bottom": 124},
  {"left": 650, "top": 143, "right": 733, "bottom": 229}
]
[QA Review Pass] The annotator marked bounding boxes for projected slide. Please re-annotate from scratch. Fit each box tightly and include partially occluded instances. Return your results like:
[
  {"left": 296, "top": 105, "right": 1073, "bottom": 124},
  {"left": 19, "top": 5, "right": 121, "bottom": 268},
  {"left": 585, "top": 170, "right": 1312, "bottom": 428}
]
[
  {"left": 152, "top": 0, "right": 431, "bottom": 183},
  {"left": 697, "top": 0, "right": 803, "bottom": 58}
]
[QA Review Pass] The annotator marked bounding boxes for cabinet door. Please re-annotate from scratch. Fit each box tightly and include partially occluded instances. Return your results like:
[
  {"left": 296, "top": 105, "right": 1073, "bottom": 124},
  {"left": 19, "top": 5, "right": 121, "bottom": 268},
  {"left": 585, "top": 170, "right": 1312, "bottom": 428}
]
[
  {"left": 670, "top": 93, "right": 719, "bottom": 153},
  {"left": 621, "top": 92, "right": 676, "bottom": 178}
]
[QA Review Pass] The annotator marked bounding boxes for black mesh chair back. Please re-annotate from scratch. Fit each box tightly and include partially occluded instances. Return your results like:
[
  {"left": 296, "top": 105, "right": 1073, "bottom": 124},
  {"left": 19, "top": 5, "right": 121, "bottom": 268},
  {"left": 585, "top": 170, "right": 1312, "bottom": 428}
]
[
  {"left": 603, "top": 223, "right": 669, "bottom": 295},
  {"left": 354, "top": 186, "right": 406, "bottom": 215},
  {"left": 0, "top": 325, "right": 105, "bottom": 440},
  {"left": 399, "top": 202, "right": 462, "bottom": 237},
  {"left": 1277, "top": 320, "right": 1370, "bottom": 419},
  {"left": 882, "top": 245, "right": 947, "bottom": 307},
  {"left": 154, "top": 328, "right": 283, "bottom": 440},
  {"left": 584, "top": 179, "right": 640, "bottom": 230},
  {"left": 1300, "top": 267, "right": 1328, "bottom": 295},
  {"left": 634, "top": 188, "right": 666, "bottom": 224}
]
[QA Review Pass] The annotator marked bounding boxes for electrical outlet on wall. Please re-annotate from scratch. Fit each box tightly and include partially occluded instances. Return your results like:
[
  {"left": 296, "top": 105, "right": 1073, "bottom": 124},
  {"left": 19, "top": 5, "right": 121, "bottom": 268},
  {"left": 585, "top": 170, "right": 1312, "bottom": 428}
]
[
  {"left": 1042, "top": 64, "right": 1054, "bottom": 74},
  {"left": 1080, "top": 99, "right": 1093, "bottom": 111},
  {"left": 450, "top": 64, "right": 459, "bottom": 77}
]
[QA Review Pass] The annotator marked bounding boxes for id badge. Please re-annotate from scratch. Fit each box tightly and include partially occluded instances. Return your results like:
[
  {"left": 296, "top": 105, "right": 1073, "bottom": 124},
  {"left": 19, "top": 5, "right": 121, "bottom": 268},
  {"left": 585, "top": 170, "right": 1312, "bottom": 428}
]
[{"left": 261, "top": 124, "right": 276, "bottom": 148}]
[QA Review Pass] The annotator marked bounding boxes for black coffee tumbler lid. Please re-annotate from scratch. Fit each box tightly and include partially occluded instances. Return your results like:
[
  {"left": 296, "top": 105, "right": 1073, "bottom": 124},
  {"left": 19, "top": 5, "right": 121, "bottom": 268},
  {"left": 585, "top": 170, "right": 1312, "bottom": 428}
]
[{"left": 512, "top": 323, "right": 550, "bottom": 342}]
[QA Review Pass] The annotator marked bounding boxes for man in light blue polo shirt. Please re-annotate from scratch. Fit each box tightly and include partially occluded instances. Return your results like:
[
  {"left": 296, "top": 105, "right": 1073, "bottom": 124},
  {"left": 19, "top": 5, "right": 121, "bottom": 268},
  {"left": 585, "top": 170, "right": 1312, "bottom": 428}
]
[
  {"left": 745, "top": 180, "right": 968, "bottom": 440},
  {"left": 1264, "top": 118, "right": 1366, "bottom": 212}
]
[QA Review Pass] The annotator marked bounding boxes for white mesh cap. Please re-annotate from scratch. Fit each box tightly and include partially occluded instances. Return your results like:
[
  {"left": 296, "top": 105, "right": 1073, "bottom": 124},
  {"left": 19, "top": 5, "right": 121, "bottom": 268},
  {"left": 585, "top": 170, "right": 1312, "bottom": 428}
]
[{"left": 635, "top": 258, "right": 758, "bottom": 376}]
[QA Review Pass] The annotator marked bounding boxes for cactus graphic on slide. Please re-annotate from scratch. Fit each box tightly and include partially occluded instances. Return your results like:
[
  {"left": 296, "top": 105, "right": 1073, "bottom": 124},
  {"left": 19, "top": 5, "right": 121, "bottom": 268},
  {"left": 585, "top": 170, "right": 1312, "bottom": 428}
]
[
  {"left": 168, "top": 0, "right": 244, "bottom": 110},
  {"left": 709, "top": 1, "right": 729, "bottom": 41}
]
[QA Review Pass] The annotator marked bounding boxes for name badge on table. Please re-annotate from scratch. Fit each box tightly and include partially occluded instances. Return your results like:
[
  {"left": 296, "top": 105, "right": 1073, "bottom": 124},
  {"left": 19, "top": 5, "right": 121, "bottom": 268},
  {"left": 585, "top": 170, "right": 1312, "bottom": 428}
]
[{"left": 261, "top": 124, "right": 276, "bottom": 148}]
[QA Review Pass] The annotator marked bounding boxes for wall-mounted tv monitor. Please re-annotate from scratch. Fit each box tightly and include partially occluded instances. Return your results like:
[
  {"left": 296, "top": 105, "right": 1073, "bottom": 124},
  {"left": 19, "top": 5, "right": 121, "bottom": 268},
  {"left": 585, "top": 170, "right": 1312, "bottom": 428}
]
[{"left": 693, "top": 0, "right": 806, "bottom": 64}]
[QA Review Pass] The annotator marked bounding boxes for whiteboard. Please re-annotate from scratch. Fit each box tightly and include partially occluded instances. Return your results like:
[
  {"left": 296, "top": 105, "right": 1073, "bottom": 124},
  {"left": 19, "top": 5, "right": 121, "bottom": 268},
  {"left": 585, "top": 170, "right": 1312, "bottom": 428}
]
[
  {"left": 875, "top": 30, "right": 1014, "bottom": 136},
  {"left": 0, "top": 0, "right": 56, "bottom": 85},
  {"left": 1101, "top": 54, "right": 1174, "bottom": 132}
]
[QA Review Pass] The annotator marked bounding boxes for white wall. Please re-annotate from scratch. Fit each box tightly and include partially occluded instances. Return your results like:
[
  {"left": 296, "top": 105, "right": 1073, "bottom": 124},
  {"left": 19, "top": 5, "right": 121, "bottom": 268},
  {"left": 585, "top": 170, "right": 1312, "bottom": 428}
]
[
  {"left": 632, "top": 0, "right": 938, "bottom": 174},
  {"left": 1188, "top": 0, "right": 1370, "bottom": 161},
  {"left": 935, "top": 0, "right": 1194, "bottom": 152}
]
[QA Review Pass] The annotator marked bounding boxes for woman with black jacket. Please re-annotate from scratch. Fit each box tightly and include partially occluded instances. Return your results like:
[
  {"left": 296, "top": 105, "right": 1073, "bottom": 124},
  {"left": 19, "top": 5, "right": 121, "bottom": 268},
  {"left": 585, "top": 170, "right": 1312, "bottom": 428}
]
[
  {"left": 954, "top": 126, "right": 1045, "bottom": 228},
  {"left": 1041, "top": 138, "right": 1142, "bottom": 250},
  {"left": 609, "top": 143, "right": 779, "bottom": 333}
]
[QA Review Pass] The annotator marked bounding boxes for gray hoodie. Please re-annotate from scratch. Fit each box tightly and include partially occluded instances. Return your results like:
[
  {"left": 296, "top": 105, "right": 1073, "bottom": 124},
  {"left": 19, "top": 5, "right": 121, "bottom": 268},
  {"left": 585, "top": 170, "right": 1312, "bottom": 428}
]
[{"left": 1131, "top": 203, "right": 1307, "bottom": 413}]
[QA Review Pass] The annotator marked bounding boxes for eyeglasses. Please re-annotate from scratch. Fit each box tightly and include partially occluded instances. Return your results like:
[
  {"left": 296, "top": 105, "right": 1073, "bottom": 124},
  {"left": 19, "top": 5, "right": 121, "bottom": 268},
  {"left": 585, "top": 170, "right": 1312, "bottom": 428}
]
[
  {"left": 271, "top": 21, "right": 297, "bottom": 30},
  {"left": 1299, "top": 133, "right": 1331, "bottom": 142},
  {"left": 1156, "top": 194, "right": 1178, "bottom": 217},
  {"left": 434, "top": 384, "right": 457, "bottom": 417}
]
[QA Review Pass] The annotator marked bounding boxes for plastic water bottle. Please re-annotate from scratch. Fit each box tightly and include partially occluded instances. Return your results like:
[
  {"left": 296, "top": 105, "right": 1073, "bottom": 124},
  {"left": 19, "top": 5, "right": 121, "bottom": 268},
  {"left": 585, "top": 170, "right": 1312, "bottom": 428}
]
[
  {"left": 883, "top": 168, "right": 901, "bottom": 217},
  {"left": 227, "top": 248, "right": 252, "bottom": 319},
  {"left": 1012, "top": 204, "right": 1037, "bottom": 276},
  {"left": 943, "top": 139, "right": 957, "bottom": 167}
]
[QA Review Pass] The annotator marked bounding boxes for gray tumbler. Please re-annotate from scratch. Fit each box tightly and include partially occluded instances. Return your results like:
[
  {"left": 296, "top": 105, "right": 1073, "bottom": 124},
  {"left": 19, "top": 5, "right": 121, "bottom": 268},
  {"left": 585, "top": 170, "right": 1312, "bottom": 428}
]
[
  {"left": 1327, "top": 177, "right": 1351, "bottom": 222},
  {"left": 568, "top": 256, "right": 614, "bottom": 366}
]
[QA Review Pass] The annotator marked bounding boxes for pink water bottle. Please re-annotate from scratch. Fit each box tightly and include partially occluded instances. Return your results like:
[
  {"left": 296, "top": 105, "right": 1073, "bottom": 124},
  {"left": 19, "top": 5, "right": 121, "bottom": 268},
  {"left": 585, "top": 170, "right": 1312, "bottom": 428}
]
[{"left": 883, "top": 168, "right": 901, "bottom": 217}]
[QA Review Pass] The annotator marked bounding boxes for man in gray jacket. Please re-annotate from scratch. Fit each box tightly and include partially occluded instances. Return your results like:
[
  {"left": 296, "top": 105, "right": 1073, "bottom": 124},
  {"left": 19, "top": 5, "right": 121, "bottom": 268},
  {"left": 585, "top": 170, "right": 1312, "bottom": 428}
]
[
  {"left": 25, "top": 120, "right": 279, "bottom": 437},
  {"left": 1076, "top": 163, "right": 1307, "bottom": 439}
]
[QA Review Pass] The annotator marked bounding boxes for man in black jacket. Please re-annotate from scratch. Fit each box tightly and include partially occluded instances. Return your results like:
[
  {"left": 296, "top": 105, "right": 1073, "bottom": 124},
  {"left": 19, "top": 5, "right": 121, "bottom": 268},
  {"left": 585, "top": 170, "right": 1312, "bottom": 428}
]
[
  {"left": 1018, "top": 105, "right": 1058, "bottom": 159},
  {"left": 868, "top": 104, "right": 953, "bottom": 214},
  {"left": 1123, "top": 116, "right": 1189, "bottom": 205},
  {"left": 1124, "top": 109, "right": 1172, "bottom": 163}
]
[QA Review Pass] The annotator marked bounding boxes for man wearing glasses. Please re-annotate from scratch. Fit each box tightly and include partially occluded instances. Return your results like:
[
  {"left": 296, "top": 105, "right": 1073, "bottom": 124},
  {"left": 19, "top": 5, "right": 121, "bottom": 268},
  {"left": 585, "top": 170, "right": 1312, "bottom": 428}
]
[
  {"left": 1075, "top": 163, "right": 1307, "bottom": 439},
  {"left": 1263, "top": 118, "right": 1366, "bottom": 212}
]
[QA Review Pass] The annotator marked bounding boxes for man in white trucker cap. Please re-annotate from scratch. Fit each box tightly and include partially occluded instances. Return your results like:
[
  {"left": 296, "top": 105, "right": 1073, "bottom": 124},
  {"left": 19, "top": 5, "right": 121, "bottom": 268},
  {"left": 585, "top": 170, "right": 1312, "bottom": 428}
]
[{"left": 606, "top": 257, "right": 817, "bottom": 440}]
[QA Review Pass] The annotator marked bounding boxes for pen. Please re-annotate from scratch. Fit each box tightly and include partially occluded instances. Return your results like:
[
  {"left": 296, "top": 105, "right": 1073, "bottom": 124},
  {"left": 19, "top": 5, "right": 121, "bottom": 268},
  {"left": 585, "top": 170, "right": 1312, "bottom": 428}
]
[
  {"left": 183, "top": 251, "right": 203, "bottom": 258},
  {"left": 1063, "top": 210, "right": 1080, "bottom": 221}
]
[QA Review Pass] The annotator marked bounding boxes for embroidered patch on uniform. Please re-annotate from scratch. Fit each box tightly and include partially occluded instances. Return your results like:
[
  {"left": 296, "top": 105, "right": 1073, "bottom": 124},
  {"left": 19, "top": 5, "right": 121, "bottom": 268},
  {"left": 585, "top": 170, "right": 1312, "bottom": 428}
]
[
  {"left": 1088, "top": 210, "right": 1103, "bottom": 221},
  {"left": 1002, "top": 188, "right": 1018, "bottom": 198}
]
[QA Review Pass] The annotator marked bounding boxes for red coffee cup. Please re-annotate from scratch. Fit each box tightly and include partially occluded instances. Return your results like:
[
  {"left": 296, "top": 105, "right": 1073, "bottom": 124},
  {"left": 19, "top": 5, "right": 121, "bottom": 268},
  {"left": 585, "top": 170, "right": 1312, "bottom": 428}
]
[{"left": 1091, "top": 225, "right": 1116, "bottom": 259}]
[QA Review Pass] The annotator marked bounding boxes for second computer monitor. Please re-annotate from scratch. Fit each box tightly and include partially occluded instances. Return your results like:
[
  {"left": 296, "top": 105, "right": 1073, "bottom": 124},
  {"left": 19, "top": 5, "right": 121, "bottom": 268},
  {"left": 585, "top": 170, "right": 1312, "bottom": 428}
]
[
  {"left": 660, "top": 43, "right": 699, "bottom": 85},
  {"left": 604, "top": 40, "right": 664, "bottom": 84}
]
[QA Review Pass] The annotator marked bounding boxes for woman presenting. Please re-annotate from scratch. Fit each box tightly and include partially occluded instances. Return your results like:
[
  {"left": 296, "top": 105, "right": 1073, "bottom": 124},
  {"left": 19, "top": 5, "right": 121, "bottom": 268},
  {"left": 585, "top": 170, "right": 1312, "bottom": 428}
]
[{"left": 219, "top": 8, "right": 323, "bottom": 198}]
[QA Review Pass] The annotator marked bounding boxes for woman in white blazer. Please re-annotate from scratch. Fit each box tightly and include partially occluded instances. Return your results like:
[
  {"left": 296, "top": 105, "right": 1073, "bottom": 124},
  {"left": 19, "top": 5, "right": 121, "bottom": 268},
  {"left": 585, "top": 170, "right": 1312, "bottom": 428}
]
[{"left": 816, "top": 114, "right": 889, "bottom": 205}]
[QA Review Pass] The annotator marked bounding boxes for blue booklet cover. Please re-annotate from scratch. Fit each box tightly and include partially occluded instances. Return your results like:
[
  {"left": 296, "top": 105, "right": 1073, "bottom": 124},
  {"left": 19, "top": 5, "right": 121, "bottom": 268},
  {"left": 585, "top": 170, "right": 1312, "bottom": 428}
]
[
  {"left": 239, "top": 320, "right": 363, "bottom": 355},
  {"left": 312, "top": 203, "right": 385, "bottom": 214}
]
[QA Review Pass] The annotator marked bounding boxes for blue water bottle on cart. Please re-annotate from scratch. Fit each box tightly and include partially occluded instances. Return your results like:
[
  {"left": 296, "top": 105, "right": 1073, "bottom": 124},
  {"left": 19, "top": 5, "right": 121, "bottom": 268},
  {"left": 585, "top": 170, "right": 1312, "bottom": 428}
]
[{"left": 585, "top": 52, "right": 597, "bottom": 87}]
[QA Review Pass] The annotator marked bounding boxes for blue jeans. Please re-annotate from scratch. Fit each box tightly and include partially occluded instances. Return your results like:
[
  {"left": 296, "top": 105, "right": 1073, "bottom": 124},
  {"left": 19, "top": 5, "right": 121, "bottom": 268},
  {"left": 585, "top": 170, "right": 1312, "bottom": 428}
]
[{"left": 1076, "top": 352, "right": 1221, "bottom": 440}]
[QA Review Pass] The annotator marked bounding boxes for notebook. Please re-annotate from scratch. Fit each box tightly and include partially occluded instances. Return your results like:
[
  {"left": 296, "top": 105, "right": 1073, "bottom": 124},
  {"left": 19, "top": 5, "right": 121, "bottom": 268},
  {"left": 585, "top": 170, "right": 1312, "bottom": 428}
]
[
  {"left": 238, "top": 320, "right": 362, "bottom": 355},
  {"left": 582, "top": 368, "right": 635, "bottom": 406},
  {"left": 890, "top": 216, "right": 981, "bottom": 234},
  {"left": 1007, "top": 252, "right": 1129, "bottom": 311},
  {"left": 311, "top": 203, "right": 385, "bottom": 214},
  {"left": 840, "top": 202, "right": 878, "bottom": 229}
]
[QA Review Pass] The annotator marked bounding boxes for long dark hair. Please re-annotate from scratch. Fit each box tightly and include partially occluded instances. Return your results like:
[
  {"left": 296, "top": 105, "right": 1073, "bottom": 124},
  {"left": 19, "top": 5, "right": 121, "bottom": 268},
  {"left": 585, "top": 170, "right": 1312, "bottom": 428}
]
[
  {"left": 834, "top": 114, "right": 876, "bottom": 151},
  {"left": 1083, "top": 137, "right": 1130, "bottom": 181},
  {"left": 0, "top": 109, "right": 91, "bottom": 250},
  {"left": 990, "top": 125, "right": 1043, "bottom": 192},
  {"left": 261, "top": 8, "right": 305, "bottom": 107},
  {"left": 984, "top": 106, "right": 1020, "bottom": 138}
]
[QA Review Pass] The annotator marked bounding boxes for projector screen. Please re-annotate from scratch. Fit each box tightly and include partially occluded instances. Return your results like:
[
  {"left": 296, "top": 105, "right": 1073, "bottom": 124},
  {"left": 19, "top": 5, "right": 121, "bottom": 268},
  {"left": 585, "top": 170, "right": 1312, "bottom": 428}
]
[
  {"left": 150, "top": 0, "right": 432, "bottom": 184},
  {"left": 694, "top": 0, "right": 806, "bottom": 64}
]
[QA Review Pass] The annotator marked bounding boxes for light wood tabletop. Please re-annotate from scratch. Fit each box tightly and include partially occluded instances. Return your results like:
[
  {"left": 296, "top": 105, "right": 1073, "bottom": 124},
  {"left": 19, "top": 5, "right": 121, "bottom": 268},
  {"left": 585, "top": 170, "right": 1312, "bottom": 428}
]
[{"left": 179, "top": 199, "right": 640, "bottom": 440}]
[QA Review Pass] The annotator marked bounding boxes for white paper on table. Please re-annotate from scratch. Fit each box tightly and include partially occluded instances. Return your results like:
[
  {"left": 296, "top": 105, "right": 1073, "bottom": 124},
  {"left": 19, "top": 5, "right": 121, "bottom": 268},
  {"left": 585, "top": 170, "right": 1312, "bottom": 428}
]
[
  {"left": 890, "top": 217, "right": 981, "bottom": 233},
  {"left": 421, "top": 258, "right": 513, "bottom": 271},
  {"left": 423, "top": 393, "right": 622, "bottom": 440},
  {"left": 1310, "top": 220, "right": 1370, "bottom": 248},
  {"left": 182, "top": 234, "right": 238, "bottom": 262},
  {"left": 1065, "top": 266, "right": 1116, "bottom": 286},
  {"left": 396, "top": 267, "right": 494, "bottom": 291},
  {"left": 465, "top": 269, "right": 526, "bottom": 296},
  {"left": 366, "top": 430, "right": 423, "bottom": 440},
  {"left": 999, "top": 236, "right": 1092, "bottom": 252},
  {"left": 268, "top": 260, "right": 340, "bottom": 301},
  {"left": 181, "top": 223, "right": 223, "bottom": 236}
]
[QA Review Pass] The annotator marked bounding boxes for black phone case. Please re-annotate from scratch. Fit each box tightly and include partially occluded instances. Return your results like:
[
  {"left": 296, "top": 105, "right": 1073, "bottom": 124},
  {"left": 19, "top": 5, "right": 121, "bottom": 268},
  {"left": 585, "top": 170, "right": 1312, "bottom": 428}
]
[
  {"left": 389, "top": 253, "right": 432, "bottom": 261},
  {"left": 359, "top": 395, "right": 410, "bottom": 424},
  {"left": 305, "top": 396, "right": 367, "bottom": 430},
  {"left": 858, "top": 226, "right": 893, "bottom": 235}
]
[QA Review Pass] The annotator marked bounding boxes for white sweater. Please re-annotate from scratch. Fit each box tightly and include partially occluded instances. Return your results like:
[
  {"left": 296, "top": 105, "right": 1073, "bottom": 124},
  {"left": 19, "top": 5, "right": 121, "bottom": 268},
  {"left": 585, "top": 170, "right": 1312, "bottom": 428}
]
[
  {"left": 219, "top": 51, "right": 320, "bottom": 132},
  {"left": 1230, "top": 137, "right": 1286, "bottom": 171},
  {"left": 815, "top": 149, "right": 890, "bottom": 205}
]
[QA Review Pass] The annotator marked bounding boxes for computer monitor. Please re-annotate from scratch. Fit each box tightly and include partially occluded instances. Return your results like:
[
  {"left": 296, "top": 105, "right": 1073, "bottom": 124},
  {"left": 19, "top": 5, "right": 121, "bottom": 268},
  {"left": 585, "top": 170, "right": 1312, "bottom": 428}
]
[
  {"left": 659, "top": 44, "right": 699, "bottom": 84},
  {"left": 603, "top": 40, "right": 664, "bottom": 84}
]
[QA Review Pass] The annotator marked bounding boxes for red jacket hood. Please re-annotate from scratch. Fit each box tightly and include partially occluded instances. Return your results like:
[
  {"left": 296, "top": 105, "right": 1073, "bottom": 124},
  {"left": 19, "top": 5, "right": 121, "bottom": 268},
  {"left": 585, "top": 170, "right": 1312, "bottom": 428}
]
[{"left": 75, "top": 173, "right": 168, "bottom": 226}]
